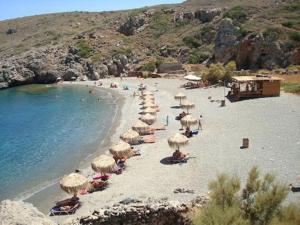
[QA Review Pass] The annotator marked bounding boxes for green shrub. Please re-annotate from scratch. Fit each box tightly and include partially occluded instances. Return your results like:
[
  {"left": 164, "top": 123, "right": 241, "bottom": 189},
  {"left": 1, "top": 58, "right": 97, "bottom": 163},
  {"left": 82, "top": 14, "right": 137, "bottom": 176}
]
[
  {"left": 188, "top": 50, "right": 210, "bottom": 64},
  {"left": 141, "top": 61, "right": 156, "bottom": 72},
  {"left": 112, "top": 47, "right": 133, "bottom": 57},
  {"left": 236, "top": 26, "right": 250, "bottom": 38},
  {"left": 263, "top": 28, "right": 279, "bottom": 41},
  {"left": 202, "top": 63, "right": 225, "bottom": 84},
  {"left": 282, "top": 82, "right": 300, "bottom": 94},
  {"left": 192, "top": 167, "right": 296, "bottom": 225},
  {"left": 288, "top": 31, "right": 300, "bottom": 42},
  {"left": 223, "top": 6, "right": 247, "bottom": 22},
  {"left": 282, "top": 21, "right": 294, "bottom": 28},
  {"left": 183, "top": 36, "right": 201, "bottom": 48},
  {"left": 76, "top": 40, "right": 93, "bottom": 58},
  {"left": 150, "top": 12, "right": 172, "bottom": 38},
  {"left": 285, "top": 3, "right": 300, "bottom": 12}
]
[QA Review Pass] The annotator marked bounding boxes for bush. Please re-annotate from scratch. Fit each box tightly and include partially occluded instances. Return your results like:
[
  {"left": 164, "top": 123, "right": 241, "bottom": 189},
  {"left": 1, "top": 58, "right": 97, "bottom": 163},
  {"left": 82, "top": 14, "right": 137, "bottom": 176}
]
[
  {"left": 150, "top": 12, "right": 172, "bottom": 38},
  {"left": 236, "top": 26, "right": 250, "bottom": 38},
  {"left": 183, "top": 36, "right": 201, "bottom": 48},
  {"left": 76, "top": 40, "right": 93, "bottom": 58},
  {"left": 288, "top": 31, "right": 300, "bottom": 42},
  {"left": 192, "top": 167, "right": 297, "bottom": 225},
  {"left": 285, "top": 3, "right": 300, "bottom": 12},
  {"left": 112, "top": 47, "right": 133, "bottom": 57},
  {"left": 282, "top": 21, "right": 294, "bottom": 28},
  {"left": 282, "top": 82, "right": 300, "bottom": 94},
  {"left": 223, "top": 6, "right": 247, "bottom": 22},
  {"left": 141, "top": 61, "right": 156, "bottom": 72},
  {"left": 263, "top": 28, "right": 279, "bottom": 42},
  {"left": 188, "top": 50, "right": 210, "bottom": 64}
]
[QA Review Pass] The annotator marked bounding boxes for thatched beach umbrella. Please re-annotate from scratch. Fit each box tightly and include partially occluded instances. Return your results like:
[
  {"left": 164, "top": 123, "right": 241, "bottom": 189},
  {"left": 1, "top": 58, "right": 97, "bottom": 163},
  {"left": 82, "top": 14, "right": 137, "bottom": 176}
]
[
  {"left": 174, "top": 92, "right": 186, "bottom": 105},
  {"left": 132, "top": 120, "right": 150, "bottom": 134},
  {"left": 142, "top": 95, "right": 155, "bottom": 100},
  {"left": 120, "top": 129, "right": 141, "bottom": 145},
  {"left": 168, "top": 133, "right": 189, "bottom": 151},
  {"left": 140, "top": 113, "right": 156, "bottom": 125},
  {"left": 109, "top": 140, "right": 131, "bottom": 158},
  {"left": 180, "top": 100, "right": 195, "bottom": 113},
  {"left": 142, "top": 102, "right": 156, "bottom": 108},
  {"left": 91, "top": 155, "right": 116, "bottom": 174},
  {"left": 142, "top": 91, "right": 154, "bottom": 96},
  {"left": 180, "top": 115, "right": 198, "bottom": 128},
  {"left": 60, "top": 173, "right": 88, "bottom": 197},
  {"left": 142, "top": 107, "right": 156, "bottom": 115},
  {"left": 142, "top": 99, "right": 155, "bottom": 105}
]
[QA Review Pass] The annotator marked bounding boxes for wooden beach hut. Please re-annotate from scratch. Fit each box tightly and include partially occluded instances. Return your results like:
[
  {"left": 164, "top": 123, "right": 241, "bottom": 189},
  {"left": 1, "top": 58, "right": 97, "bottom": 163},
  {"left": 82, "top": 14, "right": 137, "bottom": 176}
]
[{"left": 228, "top": 75, "right": 283, "bottom": 101}]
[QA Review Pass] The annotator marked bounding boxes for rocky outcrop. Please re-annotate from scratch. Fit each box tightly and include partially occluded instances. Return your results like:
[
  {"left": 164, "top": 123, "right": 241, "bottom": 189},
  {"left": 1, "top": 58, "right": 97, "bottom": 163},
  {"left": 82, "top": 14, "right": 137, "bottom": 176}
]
[
  {"left": 194, "top": 8, "right": 222, "bottom": 23},
  {"left": 0, "top": 200, "right": 55, "bottom": 225},
  {"left": 67, "top": 196, "right": 208, "bottom": 225},
  {"left": 118, "top": 16, "right": 145, "bottom": 36},
  {"left": 214, "top": 18, "right": 239, "bottom": 63},
  {"left": 6, "top": 28, "right": 17, "bottom": 35},
  {"left": 118, "top": 9, "right": 156, "bottom": 36},
  {"left": 214, "top": 18, "right": 300, "bottom": 69}
]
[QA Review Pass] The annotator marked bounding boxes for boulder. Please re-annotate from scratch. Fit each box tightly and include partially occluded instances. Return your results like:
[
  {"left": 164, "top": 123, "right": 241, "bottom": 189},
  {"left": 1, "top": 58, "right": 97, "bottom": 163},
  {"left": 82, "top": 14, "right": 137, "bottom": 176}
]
[
  {"left": 0, "top": 82, "right": 8, "bottom": 89},
  {"left": 118, "top": 15, "right": 145, "bottom": 36},
  {"left": 6, "top": 28, "right": 17, "bottom": 35},
  {"left": 0, "top": 200, "right": 55, "bottom": 225},
  {"left": 98, "top": 64, "right": 108, "bottom": 78},
  {"left": 107, "top": 62, "right": 118, "bottom": 76},
  {"left": 63, "top": 68, "right": 81, "bottom": 81},
  {"left": 85, "top": 61, "right": 100, "bottom": 80},
  {"left": 35, "top": 69, "right": 60, "bottom": 84},
  {"left": 195, "top": 8, "right": 221, "bottom": 23},
  {"left": 118, "top": 54, "right": 129, "bottom": 66}
]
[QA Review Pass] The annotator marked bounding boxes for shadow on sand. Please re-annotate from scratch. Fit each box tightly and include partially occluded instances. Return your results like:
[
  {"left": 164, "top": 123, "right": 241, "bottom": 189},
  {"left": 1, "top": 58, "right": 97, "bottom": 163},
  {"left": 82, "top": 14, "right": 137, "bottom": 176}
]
[
  {"left": 160, "top": 156, "right": 195, "bottom": 165},
  {"left": 170, "top": 106, "right": 181, "bottom": 109}
]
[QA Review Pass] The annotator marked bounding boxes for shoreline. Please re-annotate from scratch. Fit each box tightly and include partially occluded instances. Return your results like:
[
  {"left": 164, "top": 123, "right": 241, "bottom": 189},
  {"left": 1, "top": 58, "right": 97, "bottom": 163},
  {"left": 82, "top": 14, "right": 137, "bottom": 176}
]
[
  {"left": 2, "top": 77, "right": 299, "bottom": 224},
  {"left": 24, "top": 81, "right": 126, "bottom": 213}
]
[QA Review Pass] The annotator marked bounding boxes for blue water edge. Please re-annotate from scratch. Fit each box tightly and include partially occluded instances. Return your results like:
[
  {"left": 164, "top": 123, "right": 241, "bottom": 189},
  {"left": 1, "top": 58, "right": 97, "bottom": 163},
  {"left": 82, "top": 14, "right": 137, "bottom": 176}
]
[{"left": 0, "top": 84, "right": 117, "bottom": 201}]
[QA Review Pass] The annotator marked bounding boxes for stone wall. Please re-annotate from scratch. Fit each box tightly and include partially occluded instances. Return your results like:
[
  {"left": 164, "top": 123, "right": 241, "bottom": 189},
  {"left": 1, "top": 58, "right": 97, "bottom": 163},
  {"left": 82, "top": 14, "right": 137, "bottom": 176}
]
[{"left": 69, "top": 196, "right": 208, "bottom": 225}]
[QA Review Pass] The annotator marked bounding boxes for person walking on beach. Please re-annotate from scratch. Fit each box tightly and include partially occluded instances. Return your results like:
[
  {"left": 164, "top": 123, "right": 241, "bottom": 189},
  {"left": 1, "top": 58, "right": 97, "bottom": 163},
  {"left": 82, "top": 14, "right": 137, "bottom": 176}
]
[
  {"left": 198, "top": 115, "right": 202, "bottom": 130},
  {"left": 166, "top": 115, "right": 169, "bottom": 126}
]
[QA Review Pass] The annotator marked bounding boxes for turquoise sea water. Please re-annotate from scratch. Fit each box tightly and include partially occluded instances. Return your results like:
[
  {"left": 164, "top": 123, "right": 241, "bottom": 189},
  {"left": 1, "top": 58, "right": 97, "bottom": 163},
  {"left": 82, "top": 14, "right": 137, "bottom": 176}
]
[{"left": 0, "top": 84, "right": 117, "bottom": 201}]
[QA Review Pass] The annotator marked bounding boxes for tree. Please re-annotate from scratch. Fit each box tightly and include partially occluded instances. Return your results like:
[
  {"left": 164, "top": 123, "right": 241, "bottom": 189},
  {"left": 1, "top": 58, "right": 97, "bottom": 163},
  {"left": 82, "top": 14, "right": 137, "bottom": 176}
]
[{"left": 192, "top": 167, "right": 297, "bottom": 225}]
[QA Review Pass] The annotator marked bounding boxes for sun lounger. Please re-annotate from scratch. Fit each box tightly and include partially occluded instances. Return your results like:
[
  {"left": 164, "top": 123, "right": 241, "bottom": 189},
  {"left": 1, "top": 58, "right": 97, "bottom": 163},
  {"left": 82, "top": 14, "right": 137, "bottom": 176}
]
[
  {"left": 55, "top": 197, "right": 79, "bottom": 207},
  {"left": 168, "top": 156, "right": 189, "bottom": 164},
  {"left": 49, "top": 202, "right": 80, "bottom": 216},
  {"left": 80, "top": 180, "right": 108, "bottom": 195},
  {"left": 141, "top": 135, "right": 155, "bottom": 143},
  {"left": 150, "top": 124, "right": 166, "bottom": 130},
  {"left": 93, "top": 174, "right": 110, "bottom": 181}
]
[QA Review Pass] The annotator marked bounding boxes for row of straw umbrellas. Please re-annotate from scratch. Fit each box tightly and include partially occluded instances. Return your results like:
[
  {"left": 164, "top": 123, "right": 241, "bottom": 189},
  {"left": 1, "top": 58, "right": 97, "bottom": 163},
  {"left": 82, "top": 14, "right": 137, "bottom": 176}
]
[
  {"left": 59, "top": 87, "right": 159, "bottom": 198},
  {"left": 167, "top": 92, "right": 199, "bottom": 156},
  {"left": 59, "top": 89, "right": 199, "bottom": 199}
]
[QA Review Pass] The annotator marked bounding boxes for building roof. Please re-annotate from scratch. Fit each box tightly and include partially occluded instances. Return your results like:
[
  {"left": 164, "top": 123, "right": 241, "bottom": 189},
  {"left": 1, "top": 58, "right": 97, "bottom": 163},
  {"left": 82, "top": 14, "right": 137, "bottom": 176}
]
[{"left": 232, "top": 75, "right": 283, "bottom": 82}]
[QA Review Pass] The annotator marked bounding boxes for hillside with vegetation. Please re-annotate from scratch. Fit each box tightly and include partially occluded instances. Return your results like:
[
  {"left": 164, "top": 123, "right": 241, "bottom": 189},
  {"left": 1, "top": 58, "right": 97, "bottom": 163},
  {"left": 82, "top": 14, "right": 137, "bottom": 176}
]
[{"left": 0, "top": 0, "right": 299, "bottom": 89}]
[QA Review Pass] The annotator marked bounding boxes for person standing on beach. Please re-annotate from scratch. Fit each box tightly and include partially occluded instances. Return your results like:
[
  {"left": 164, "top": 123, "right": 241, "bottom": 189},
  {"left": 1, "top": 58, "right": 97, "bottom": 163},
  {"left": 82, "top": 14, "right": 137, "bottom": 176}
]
[
  {"left": 198, "top": 115, "right": 202, "bottom": 130},
  {"left": 166, "top": 115, "right": 169, "bottom": 126}
]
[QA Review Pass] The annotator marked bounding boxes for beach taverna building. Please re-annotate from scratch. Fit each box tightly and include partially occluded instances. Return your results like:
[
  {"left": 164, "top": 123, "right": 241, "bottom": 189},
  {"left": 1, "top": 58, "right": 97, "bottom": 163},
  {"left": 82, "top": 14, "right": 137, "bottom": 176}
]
[{"left": 229, "top": 75, "right": 283, "bottom": 101}]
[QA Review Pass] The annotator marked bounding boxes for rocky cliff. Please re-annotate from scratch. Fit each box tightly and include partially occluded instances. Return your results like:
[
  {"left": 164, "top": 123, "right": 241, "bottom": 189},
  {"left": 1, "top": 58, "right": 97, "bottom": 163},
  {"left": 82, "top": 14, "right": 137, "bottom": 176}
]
[{"left": 0, "top": 0, "right": 299, "bottom": 89}]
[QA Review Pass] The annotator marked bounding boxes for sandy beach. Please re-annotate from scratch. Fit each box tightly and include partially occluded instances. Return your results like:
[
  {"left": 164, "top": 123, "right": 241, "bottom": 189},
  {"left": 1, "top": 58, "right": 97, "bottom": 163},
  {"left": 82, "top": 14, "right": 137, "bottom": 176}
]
[{"left": 45, "top": 77, "right": 300, "bottom": 224}]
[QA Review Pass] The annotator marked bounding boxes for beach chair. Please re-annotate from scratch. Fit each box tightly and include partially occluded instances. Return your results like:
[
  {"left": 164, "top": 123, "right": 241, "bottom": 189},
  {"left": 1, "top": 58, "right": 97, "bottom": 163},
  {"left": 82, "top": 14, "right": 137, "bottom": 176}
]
[
  {"left": 93, "top": 174, "right": 110, "bottom": 181},
  {"left": 141, "top": 135, "right": 155, "bottom": 143},
  {"left": 49, "top": 202, "right": 80, "bottom": 216},
  {"left": 150, "top": 124, "right": 166, "bottom": 131},
  {"left": 168, "top": 156, "right": 189, "bottom": 164}
]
